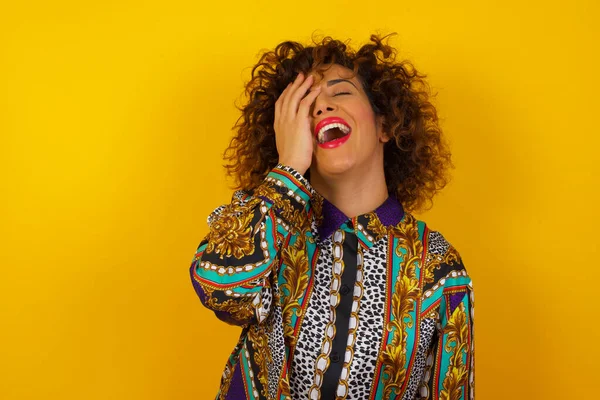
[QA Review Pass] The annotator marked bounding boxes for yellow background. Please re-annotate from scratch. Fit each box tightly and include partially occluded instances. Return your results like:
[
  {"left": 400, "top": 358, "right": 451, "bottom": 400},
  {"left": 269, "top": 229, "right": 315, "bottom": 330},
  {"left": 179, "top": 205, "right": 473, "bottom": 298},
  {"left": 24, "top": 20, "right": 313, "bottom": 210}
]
[{"left": 2, "top": 1, "right": 598, "bottom": 399}]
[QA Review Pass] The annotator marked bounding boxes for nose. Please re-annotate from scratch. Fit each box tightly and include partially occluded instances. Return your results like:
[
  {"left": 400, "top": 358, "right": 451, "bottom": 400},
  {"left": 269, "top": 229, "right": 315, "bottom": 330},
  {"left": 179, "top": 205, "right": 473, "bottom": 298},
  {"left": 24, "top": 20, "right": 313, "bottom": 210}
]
[{"left": 311, "top": 93, "right": 336, "bottom": 118}]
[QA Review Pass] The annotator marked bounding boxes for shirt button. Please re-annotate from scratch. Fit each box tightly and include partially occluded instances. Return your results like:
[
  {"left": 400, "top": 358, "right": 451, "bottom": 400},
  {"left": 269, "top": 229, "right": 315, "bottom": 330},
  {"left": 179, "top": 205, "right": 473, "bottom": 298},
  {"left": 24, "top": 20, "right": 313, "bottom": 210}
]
[
  {"left": 331, "top": 351, "right": 340, "bottom": 363},
  {"left": 340, "top": 284, "right": 351, "bottom": 296}
]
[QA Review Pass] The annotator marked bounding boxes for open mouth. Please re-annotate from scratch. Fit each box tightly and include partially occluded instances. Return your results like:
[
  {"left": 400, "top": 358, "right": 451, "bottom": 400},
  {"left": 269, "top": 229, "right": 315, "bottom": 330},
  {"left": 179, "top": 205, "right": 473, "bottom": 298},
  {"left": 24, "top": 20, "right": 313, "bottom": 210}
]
[{"left": 314, "top": 117, "right": 352, "bottom": 147}]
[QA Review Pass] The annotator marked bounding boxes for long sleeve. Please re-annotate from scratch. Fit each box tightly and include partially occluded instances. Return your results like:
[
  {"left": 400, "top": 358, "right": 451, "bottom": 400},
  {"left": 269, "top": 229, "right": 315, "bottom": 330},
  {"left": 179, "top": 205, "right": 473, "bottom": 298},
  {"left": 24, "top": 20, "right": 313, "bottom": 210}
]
[
  {"left": 423, "top": 257, "right": 475, "bottom": 400},
  {"left": 189, "top": 164, "right": 315, "bottom": 326}
]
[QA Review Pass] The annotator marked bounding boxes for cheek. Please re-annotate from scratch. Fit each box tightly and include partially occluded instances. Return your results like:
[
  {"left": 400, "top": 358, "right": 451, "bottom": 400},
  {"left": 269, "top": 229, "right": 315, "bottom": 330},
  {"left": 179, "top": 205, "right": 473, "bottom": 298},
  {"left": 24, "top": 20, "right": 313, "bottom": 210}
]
[
  {"left": 352, "top": 103, "right": 378, "bottom": 137},
  {"left": 346, "top": 94, "right": 375, "bottom": 118}
]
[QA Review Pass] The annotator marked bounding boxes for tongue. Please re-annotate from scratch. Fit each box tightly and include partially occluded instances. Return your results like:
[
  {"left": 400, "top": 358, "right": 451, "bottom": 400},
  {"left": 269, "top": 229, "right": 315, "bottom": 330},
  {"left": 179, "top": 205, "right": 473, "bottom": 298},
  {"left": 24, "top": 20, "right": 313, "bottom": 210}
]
[{"left": 323, "top": 127, "right": 348, "bottom": 143}]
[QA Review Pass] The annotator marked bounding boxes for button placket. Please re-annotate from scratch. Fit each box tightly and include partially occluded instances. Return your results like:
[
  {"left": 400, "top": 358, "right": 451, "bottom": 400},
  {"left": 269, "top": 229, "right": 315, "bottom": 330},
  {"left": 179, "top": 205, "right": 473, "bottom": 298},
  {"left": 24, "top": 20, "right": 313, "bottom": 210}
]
[
  {"left": 319, "top": 229, "right": 359, "bottom": 399},
  {"left": 340, "top": 284, "right": 351, "bottom": 296},
  {"left": 331, "top": 351, "right": 340, "bottom": 363}
]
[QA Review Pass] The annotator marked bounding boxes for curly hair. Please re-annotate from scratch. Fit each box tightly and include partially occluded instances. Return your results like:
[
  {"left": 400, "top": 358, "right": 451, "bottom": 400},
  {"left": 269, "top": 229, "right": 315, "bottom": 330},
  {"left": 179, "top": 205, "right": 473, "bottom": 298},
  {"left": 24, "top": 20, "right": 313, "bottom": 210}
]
[{"left": 223, "top": 33, "right": 453, "bottom": 212}]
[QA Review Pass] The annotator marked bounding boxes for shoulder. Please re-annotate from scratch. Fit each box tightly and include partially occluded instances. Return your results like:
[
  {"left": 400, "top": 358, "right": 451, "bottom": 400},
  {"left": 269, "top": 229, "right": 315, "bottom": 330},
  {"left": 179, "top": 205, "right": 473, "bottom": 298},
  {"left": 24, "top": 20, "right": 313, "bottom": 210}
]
[
  {"left": 423, "top": 225, "right": 463, "bottom": 270},
  {"left": 408, "top": 215, "right": 470, "bottom": 291},
  {"left": 392, "top": 213, "right": 461, "bottom": 261},
  {"left": 413, "top": 219, "right": 473, "bottom": 316}
]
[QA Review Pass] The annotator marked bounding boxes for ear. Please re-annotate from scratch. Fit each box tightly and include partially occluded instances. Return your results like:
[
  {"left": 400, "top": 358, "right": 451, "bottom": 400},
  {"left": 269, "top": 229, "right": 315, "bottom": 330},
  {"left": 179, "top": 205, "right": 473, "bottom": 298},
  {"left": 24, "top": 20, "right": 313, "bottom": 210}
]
[{"left": 376, "top": 116, "right": 391, "bottom": 143}]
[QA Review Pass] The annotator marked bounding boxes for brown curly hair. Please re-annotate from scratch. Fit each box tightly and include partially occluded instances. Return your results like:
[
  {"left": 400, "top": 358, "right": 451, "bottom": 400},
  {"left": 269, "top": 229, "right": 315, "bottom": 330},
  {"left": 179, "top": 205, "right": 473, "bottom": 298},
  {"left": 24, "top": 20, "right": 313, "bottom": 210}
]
[{"left": 223, "top": 33, "right": 453, "bottom": 212}]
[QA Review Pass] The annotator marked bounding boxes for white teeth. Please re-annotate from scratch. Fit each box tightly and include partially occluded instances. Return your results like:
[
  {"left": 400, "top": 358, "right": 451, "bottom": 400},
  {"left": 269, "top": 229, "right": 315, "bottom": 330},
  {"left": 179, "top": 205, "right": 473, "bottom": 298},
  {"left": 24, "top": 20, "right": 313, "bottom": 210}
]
[{"left": 317, "top": 122, "right": 351, "bottom": 144}]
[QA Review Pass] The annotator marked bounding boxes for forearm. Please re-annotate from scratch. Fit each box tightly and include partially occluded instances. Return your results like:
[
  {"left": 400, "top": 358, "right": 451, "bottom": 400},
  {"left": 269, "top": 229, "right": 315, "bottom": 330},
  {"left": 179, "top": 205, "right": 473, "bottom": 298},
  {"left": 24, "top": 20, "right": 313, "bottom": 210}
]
[{"left": 190, "top": 164, "right": 314, "bottom": 325}]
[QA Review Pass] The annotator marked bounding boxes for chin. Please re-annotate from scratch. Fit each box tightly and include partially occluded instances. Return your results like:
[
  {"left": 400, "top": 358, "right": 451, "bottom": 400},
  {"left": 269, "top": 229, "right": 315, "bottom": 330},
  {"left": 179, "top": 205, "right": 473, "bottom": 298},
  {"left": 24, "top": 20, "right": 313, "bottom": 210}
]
[{"left": 313, "top": 156, "right": 356, "bottom": 177}]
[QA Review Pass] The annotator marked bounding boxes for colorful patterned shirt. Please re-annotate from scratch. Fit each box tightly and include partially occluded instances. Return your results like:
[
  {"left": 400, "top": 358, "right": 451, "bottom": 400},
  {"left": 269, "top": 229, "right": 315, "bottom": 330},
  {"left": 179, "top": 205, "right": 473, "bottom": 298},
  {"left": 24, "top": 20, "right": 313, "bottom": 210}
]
[{"left": 190, "top": 164, "right": 475, "bottom": 400}]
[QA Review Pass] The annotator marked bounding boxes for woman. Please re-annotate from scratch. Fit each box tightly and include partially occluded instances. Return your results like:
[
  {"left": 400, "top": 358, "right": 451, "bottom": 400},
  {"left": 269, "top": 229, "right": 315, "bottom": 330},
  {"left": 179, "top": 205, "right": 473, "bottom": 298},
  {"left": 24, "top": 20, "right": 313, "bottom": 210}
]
[{"left": 189, "top": 34, "right": 474, "bottom": 400}]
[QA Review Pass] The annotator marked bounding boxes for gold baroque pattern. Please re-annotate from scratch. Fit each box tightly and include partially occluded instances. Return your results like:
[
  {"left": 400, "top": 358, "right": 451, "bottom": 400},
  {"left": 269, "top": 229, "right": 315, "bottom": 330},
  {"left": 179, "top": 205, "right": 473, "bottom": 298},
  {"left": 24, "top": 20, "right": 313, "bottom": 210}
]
[
  {"left": 277, "top": 376, "right": 292, "bottom": 400},
  {"left": 440, "top": 302, "right": 469, "bottom": 400},
  {"left": 217, "top": 361, "right": 235, "bottom": 400},
  {"left": 198, "top": 210, "right": 271, "bottom": 277},
  {"left": 422, "top": 244, "right": 462, "bottom": 286},
  {"left": 311, "top": 192, "right": 324, "bottom": 227},
  {"left": 280, "top": 237, "right": 310, "bottom": 348},
  {"left": 201, "top": 285, "right": 256, "bottom": 323},
  {"left": 205, "top": 211, "right": 256, "bottom": 259},
  {"left": 253, "top": 181, "right": 311, "bottom": 235},
  {"left": 423, "top": 270, "right": 468, "bottom": 300},
  {"left": 366, "top": 212, "right": 388, "bottom": 241},
  {"left": 380, "top": 214, "right": 423, "bottom": 398},
  {"left": 247, "top": 324, "right": 274, "bottom": 399}
]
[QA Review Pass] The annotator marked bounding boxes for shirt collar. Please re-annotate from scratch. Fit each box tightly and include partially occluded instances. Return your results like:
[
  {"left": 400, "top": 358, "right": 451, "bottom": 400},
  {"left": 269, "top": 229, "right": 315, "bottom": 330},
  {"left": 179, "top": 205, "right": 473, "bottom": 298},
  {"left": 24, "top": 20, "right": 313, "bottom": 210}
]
[{"left": 310, "top": 192, "right": 405, "bottom": 246}]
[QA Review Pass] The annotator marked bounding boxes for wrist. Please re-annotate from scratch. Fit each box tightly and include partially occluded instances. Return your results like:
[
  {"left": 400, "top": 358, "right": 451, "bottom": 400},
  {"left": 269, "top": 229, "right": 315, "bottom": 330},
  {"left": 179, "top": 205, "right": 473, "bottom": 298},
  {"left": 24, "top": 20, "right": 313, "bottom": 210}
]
[
  {"left": 267, "top": 164, "right": 315, "bottom": 216},
  {"left": 278, "top": 159, "right": 308, "bottom": 176}
]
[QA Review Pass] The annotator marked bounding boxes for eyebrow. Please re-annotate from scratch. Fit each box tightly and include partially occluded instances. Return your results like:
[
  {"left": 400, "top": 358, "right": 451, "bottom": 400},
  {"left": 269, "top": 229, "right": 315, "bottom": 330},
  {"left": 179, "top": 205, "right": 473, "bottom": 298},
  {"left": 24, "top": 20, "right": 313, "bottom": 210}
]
[{"left": 326, "top": 79, "right": 358, "bottom": 89}]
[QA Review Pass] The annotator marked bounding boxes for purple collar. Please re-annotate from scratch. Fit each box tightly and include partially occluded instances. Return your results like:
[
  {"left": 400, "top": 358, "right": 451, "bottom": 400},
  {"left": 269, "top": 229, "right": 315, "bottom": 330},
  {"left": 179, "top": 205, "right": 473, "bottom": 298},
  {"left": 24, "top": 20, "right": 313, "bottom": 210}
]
[{"left": 314, "top": 193, "right": 404, "bottom": 241}]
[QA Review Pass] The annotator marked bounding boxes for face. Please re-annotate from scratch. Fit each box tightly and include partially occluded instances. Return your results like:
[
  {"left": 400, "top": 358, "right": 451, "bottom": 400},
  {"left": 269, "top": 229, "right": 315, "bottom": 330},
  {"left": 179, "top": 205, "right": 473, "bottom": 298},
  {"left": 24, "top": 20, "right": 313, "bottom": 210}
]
[{"left": 308, "top": 64, "right": 389, "bottom": 178}]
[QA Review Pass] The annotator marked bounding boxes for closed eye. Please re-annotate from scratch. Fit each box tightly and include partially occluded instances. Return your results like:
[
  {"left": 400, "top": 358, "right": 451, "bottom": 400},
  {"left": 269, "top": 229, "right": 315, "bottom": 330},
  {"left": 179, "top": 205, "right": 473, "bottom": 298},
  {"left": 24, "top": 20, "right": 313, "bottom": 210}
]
[{"left": 333, "top": 92, "right": 351, "bottom": 97}]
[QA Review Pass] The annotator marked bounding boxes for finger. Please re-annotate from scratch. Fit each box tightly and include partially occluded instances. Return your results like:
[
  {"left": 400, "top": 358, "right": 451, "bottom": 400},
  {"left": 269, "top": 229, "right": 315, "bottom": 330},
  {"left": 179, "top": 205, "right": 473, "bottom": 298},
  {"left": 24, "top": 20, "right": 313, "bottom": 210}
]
[
  {"left": 287, "top": 74, "right": 314, "bottom": 114},
  {"left": 297, "top": 86, "right": 321, "bottom": 118},
  {"left": 275, "top": 82, "right": 292, "bottom": 116},
  {"left": 281, "top": 72, "right": 305, "bottom": 110},
  {"left": 276, "top": 81, "right": 296, "bottom": 118}
]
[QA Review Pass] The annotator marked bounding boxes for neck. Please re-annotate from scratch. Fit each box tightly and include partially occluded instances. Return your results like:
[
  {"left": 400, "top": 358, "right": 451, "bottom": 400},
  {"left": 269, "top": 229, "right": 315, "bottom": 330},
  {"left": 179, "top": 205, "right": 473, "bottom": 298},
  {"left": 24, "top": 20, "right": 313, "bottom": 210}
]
[{"left": 309, "top": 161, "right": 389, "bottom": 218}]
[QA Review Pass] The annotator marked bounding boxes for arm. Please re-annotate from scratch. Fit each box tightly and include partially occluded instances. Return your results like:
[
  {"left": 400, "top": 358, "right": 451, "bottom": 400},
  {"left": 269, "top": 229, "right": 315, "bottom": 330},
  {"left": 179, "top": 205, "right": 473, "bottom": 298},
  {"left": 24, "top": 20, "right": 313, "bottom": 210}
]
[
  {"left": 422, "top": 258, "right": 475, "bottom": 400},
  {"left": 189, "top": 164, "right": 314, "bottom": 326}
]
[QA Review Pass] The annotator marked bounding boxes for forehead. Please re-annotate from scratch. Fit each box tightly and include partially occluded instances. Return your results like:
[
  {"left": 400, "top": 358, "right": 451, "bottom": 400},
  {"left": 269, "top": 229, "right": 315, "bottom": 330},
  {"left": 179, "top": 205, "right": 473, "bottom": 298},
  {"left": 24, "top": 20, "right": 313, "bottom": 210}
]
[{"left": 311, "top": 64, "right": 360, "bottom": 85}]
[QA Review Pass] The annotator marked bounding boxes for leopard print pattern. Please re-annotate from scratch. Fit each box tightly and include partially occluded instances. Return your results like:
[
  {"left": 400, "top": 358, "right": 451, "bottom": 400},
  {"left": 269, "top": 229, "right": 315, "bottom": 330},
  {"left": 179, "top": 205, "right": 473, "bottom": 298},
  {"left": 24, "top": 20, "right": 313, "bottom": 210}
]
[
  {"left": 265, "top": 301, "right": 285, "bottom": 398},
  {"left": 425, "top": 231, "right": 450, "bottom": 263},
  {"left": 401, "top": 318, "right": 437, "bottom": 400}
]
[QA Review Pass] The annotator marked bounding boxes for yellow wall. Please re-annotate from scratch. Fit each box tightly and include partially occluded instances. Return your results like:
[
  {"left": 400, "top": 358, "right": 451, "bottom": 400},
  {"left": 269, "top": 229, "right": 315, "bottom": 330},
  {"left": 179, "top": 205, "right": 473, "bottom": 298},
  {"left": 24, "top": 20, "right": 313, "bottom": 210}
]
[{"left": 2, "top": 1, "right": 598, "bottom": 398}]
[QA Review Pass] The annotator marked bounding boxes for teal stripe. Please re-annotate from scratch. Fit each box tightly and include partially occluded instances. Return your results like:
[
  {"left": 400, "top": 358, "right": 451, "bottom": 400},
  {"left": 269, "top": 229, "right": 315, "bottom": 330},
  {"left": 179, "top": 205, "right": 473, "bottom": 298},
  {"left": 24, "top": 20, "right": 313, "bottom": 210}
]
[
  {"left": 438, "top": 294, "right": 449, "bottom": 332},
  {"left": 229, "top": 285, "right": 260, "bottom": 296},
  {"left": 402, "top": 309, "right": 417, "bottom": 388},
  {"left": 421, "top": 274, "right": 471, "bottom": 312},
  {"left": 401, "top": 267, "right": 421, "bottom": 384},
  {"left": 460, "top": 295, "right": 470, "bottom": 368},
  {"left": 438, "top": 328, "right": 452, "bottom": 395},
  {"left": 355, "top": 228, "right": 373, "bottom": 248},
  {"left": 421, "top": 286, "right": 444, "bottom": 312},
  {"left": 277, "top": 236, "right": 318, "bottom": 329},
  {"left": 373, "top": 235, "right": 404, "bottom": 399},
  {"left": 398, "top": 223, "right": 425, "bottom": 393},
  {"left": 277, "top": 234, "right": 296, "bottom": 298},
  {"left": 276, "top": 223, "right": 288, "bottom": 238},
  {"left": 292, "top": 239, "right": 316, "bottom": 328},
  {"left": 417, "top": 220, "right": 426, "bottom": 242},
  {"left": 196, "top": 242, "right": 208, "bottom": 253},
  {"left": 341, "top": 221, "right": 353, "bottom": 233},
  {"left": 444, "top": 275, "right": 471, "bottom": 290},
  {"left": 437, "top": 294, "right": 470, "bottom": 399},
  {"left": 414, "top": 220, "right": 426, "bottom": 283}
]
